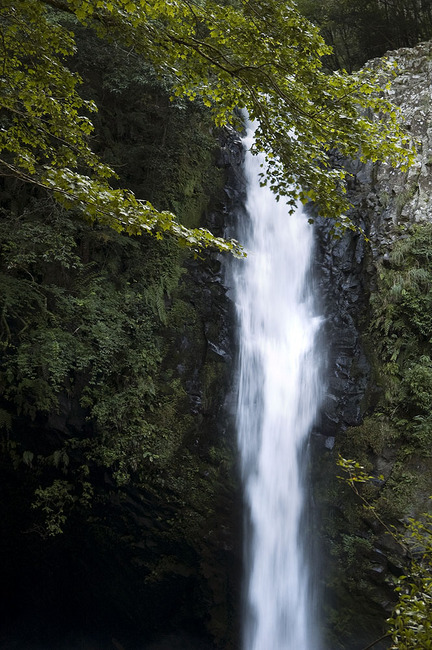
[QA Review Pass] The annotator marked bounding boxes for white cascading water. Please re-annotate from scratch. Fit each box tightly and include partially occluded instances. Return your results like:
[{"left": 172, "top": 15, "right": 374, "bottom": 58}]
[{"left": 234, "top": 122, "right": 322, "bottom": 650}]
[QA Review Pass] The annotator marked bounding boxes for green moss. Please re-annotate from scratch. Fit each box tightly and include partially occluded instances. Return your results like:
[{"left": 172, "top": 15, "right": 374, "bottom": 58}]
[
  {"left": 202, "top": 359, "right": 226, "bottom": 412},
  {"left": 339, "top": 415, "right": 400, "bottom": 458},
  {"left": 394, "top": 185, "right": 418, "bottom": 219}
]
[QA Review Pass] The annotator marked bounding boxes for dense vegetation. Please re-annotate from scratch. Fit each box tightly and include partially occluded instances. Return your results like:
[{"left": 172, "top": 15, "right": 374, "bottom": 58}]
[
  {"left": 0, "top": 25, "right": 240, "bottom": 647},
  {"left": 297, "top": 0, "right": 432, "bottom": 71},
  {"left": 1, "top": 0, "right": 413, "bottom": 240},
  {"left": 369, "top": 226, "right": 432, "bottom": 650}
]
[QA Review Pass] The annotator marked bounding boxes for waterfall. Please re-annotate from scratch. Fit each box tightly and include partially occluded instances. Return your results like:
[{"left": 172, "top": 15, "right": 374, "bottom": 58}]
[{"left": 234, "top": 122, "right": 322, "bottom": 650}]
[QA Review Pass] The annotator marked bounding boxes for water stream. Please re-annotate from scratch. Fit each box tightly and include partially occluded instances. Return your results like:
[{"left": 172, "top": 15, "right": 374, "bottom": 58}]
[{"left": 234, "top": 122, "right": 322, "bottom": 650}]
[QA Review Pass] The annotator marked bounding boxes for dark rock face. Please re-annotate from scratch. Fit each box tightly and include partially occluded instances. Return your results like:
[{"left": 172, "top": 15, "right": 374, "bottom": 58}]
[{"left": 314, "top": 215, "right": 371, "bottom": 438}]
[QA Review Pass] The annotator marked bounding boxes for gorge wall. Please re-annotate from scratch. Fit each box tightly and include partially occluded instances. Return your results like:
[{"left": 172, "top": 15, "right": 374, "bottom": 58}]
[{"left": 312, "top": 40, "right": 432, "bottom": 649}]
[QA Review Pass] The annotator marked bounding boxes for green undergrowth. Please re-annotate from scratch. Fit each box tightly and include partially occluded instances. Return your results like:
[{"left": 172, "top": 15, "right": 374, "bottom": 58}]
[
  {"left": 0, "top": 198, "right": 178, "bottom": 522},
  {"left": 365, "top": 224, "right": 432, "bottom": 518}
]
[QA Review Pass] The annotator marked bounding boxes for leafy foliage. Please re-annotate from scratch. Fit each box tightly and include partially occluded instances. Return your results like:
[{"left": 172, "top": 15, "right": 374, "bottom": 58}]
[
  {"left": 389, "top": 515, "right": 432, "bottom": 649},
  {"left": 332, "top": 226, "right": 432, "bottom": 519},
  {"left": 0, "top": 0, "right": 414, "bottom": 248},
  {"left": 0, "top": 0, "right": 241, "bottom": 255},
  {"left": 0, "top": 175, "right": 237, "bottom": 639},
  {"left": 371, "top": 224, "right": 432, "bottom": 426},
  {"left": 0, "top": 199, "right": 175, "bottom": 485},
  {"left": 0, "top": 8, "right": 238, "bottom": 549}
]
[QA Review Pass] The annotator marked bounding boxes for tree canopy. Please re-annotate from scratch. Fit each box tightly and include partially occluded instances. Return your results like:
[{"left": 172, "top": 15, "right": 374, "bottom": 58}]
[{"left": 1, "top": 0, "right": 414, "bottom": 250}]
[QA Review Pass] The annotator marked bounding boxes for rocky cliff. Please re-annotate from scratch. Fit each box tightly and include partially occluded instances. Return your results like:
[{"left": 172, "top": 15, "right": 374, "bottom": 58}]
[{"left": 313, "top": 40, "right": 432, "bottom": 650}]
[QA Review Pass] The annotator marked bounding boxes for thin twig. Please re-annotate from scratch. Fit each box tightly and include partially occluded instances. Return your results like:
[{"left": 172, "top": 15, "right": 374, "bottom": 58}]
[{"left": 359, "top": 632, "right": 392, "bottom": 650}]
